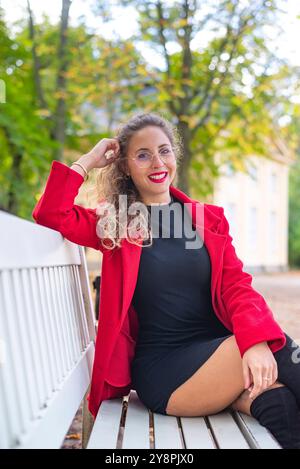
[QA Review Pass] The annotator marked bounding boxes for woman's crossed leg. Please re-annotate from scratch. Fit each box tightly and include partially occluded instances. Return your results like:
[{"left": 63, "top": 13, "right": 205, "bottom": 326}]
[{"left": 165, "top": 335, "right": 284, "bottom": 417}]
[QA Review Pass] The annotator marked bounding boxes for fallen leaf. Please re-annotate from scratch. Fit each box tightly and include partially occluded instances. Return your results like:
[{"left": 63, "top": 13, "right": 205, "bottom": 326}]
[{"left": 65, "top": 433, "right": 81, "bottom": 440}]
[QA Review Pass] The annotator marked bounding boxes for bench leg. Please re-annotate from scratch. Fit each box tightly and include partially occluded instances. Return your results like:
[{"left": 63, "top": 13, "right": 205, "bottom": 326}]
[{"left": 82, "top": 386, "right": 94, "bottom": 449}]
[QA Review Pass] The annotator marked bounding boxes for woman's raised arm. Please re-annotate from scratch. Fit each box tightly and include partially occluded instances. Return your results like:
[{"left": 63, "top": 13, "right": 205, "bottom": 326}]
[{"left": 32, "top": 138, "right": 121, "bottom": 252}]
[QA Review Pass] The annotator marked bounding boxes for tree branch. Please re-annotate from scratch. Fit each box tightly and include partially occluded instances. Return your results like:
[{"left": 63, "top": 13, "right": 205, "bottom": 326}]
[
  {"left": 27, "top": 0, "right": 48, "bottom": 110},
  {"left": 155, "top": 0, "right": 179, "bottom": 115}
]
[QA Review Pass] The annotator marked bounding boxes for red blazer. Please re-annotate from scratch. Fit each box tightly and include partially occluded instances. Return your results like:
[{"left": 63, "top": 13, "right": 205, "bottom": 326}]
[{"left": 32, "top": 160, "right": 286, "bottom": 419}]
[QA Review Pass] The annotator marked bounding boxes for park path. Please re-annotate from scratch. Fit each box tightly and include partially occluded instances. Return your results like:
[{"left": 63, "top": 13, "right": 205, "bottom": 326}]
[{"left": 252, "top": 270, "right": 300, "bottom": 343}]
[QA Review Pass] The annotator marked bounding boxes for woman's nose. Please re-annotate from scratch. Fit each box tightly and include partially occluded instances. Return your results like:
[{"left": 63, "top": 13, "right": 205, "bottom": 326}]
[{"left": 151, "top": 152, "right": 165, "bottom": 168}]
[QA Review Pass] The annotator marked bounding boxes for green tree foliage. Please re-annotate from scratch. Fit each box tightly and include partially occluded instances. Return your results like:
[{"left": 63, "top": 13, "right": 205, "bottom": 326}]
[
  {"left": 289, "top": 157, "right": 300, "bottom": 266},
  {"left": 115, "top": 0, "right": 293, "bottom": 198},
  {"left": 0, "top": 4, "right": 150, "bottom": 218},
  {"left": 0, "top": 7, "right": 55, "bottom": 217},
  {"left": 284, "top": 103, "right": 300, "bottom": 266},
  {"left": 0, "top": 0, "right": 298, "bottom": 226}
]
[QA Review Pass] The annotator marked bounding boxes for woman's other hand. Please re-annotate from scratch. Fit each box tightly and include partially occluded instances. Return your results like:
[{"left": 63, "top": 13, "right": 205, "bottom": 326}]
[{"left": 242, "top": 341, "right": 278, "bottom": 400}]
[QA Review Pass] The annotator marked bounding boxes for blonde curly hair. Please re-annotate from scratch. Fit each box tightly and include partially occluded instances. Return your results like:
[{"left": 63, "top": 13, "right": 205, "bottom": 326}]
[{"left": 87, "top": 112, "right": 183, "bottom": 250}]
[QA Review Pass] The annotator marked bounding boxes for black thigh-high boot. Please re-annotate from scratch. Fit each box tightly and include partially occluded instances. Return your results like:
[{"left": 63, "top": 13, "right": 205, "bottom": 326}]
[
  {"left": 250, "top": 386, "right": 300, "bottom": 449},
  {"left": 273, "top": 333, "right": 300, "bottom": 409}
]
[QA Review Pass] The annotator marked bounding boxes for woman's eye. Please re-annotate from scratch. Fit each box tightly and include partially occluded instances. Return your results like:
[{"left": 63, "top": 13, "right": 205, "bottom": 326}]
[
  {"left": 137, "top": 153, "right": 149, "bottom": 160},
  {"left": 136, "top": 149, "right": 170, "bottom": 159}
]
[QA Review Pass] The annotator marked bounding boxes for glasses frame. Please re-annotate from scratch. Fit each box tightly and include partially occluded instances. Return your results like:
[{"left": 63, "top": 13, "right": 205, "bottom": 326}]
[{"left": 126, "top": 147, "right": 176, "bottom": 168}]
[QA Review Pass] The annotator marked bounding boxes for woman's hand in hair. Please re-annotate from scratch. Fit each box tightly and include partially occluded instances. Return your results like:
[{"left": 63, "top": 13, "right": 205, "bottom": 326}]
[{"left": 85, "top": 137, "right": 121, "bottom": 169}]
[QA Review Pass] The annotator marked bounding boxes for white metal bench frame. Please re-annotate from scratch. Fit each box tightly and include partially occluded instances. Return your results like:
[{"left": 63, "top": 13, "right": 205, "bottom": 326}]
[{"left": 0, "top": 211, "right": 281, "bottom": 449}]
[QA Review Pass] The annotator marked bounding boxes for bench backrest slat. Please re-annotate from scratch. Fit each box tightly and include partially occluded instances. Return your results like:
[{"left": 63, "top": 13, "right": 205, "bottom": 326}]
[
  {"left": 0, "top": 211, "right": 96, "bottom": 449},
  {"left": 18, "top": 344, "right": 95, "bottom": 449}
]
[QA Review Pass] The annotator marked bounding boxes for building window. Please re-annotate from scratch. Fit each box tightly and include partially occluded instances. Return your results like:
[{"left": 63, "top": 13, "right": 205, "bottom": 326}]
[
  {"left": 248, "top": 206, "right": 257, "bottom": 251},
  {"left": 224, "top": 203, "right": 237, "bottom": 239},
  {"left": 269, "top": 210, "right": 277, "bottom": 254},
  {"left": 248, "top": 163, "right": 258, "bottom": 182},
  {"left": 270, "top": 171, "right": 277, "bottom": 194}
]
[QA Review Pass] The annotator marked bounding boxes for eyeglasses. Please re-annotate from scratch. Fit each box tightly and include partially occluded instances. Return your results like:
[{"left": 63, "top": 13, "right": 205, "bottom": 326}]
[{"left": 127, "top": 147, "right": 176, "bottom": 168}]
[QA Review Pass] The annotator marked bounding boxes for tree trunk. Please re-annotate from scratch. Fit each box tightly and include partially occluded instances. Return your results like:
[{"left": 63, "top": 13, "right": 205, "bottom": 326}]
[
  {"left": 27, "top": 0, "right": 48, "bottom": 110},
  {"left": 7, "top": 152, "right": 22, "bottom": 214},
  {"left": 52, "top": 0, "right": 72, "bottom": 161}
]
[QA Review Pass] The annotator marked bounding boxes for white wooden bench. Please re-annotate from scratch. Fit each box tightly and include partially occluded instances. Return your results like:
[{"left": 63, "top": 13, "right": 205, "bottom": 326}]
[{"left": 0, "top": 210, "right": 282, "bottom": 449}]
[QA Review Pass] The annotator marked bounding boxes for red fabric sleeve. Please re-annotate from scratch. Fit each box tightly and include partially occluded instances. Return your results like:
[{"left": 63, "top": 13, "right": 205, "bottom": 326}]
[{"left": 32, "top": 160, "right": 104, "bottom": 252}]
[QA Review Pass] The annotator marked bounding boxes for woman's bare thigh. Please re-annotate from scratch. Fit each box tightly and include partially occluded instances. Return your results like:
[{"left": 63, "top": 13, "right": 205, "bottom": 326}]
[{"left": 165, "top": 335, "right": 245, "bottom": 417}]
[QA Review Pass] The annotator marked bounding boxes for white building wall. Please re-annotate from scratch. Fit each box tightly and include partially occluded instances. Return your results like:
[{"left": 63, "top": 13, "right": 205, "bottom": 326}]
[{"left": 213, "top": 155, "right": 290, "bottom": 272}]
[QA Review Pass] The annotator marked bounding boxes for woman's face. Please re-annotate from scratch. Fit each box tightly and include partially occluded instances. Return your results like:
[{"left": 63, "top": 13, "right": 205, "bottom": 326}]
[{"left": 125, "top": 126, "right": 177, "bottom": 205}]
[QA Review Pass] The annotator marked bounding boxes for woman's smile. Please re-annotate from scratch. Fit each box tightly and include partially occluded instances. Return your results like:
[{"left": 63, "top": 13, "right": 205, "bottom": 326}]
[{"left": 147, "top": 171, "right": 168, "bottom": 183}]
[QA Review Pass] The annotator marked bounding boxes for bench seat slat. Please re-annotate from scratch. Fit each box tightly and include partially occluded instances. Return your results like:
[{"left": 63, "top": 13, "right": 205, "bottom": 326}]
[
  {"left": 87, "top": 398, "right": 123, "bottom": 449},
  {"left": 122, "top": 391, "right": 150, "bottom": 449},
  {"left": 207, "top": 411, "right": 250, "bottom": 449},
  {"left": 181, "top": 417, "right": 216, "bottom": 449},
  {"left": 233, "top": 412, "right": 282, "bottom": 449},
  {"left": 153, "top": 413, "right": 183, "bottom": 449}
]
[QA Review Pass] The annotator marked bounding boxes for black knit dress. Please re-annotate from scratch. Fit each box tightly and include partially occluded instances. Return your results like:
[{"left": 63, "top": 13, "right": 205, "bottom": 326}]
[{"left": 130, "top": 195, "right": 233, "bottom": 414}]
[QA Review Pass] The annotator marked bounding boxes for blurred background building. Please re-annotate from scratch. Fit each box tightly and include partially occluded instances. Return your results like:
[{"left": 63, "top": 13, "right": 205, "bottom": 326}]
[{"left": 213, "top": 138, "right": 295, "bottom": 273}]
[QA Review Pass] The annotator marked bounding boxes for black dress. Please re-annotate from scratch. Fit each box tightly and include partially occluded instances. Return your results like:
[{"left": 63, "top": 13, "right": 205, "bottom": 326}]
[{"left": 131, "top": 195, "right": 233, "bottom": 414}]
